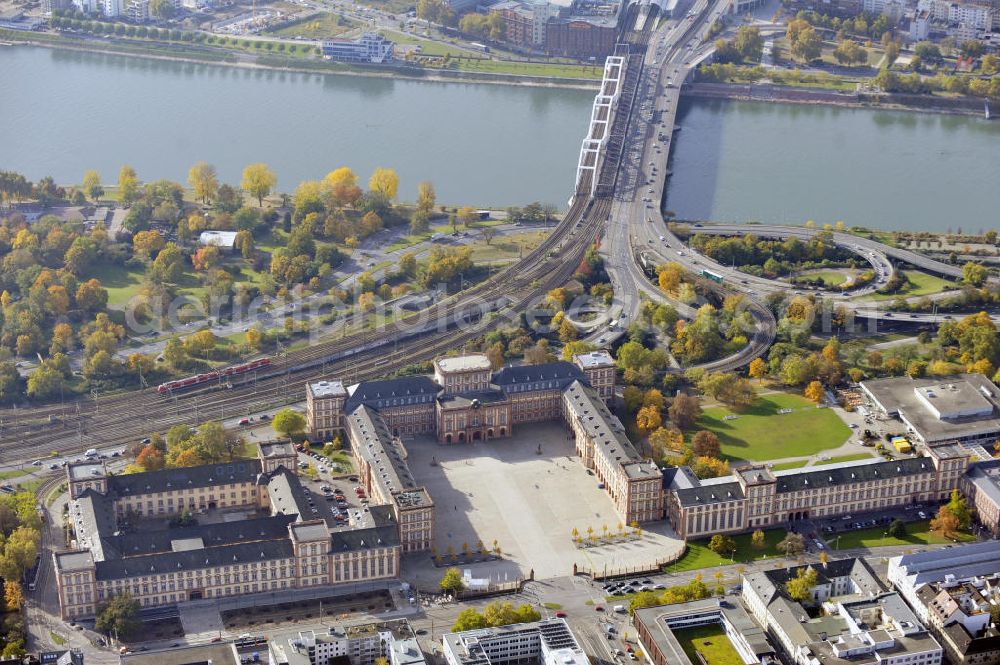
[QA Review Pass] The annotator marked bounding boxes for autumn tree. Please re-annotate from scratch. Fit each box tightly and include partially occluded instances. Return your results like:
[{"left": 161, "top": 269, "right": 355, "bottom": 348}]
[
  {"left": 368, "top": 167, "right": 399, "bottom": 201},
  {"left": 188, "top": 161, "right": 219, "bottom": 203},
  {"left": 83, "top": 169, "right": 103, "bottom": 202},
  {"left": 4, "top": 581, "right": 24, "bottom": 611},
  {"left": 668, "top": 393, "right": 702, "bottom": 430},
  {"left": 322, "top": 167, "right": 362, "bottom": 207},
  {"left": 691, "top": 430, "right": 721, "bottom": 458},
  {"left": 751, "top": 529, "right": 765, "bottom": 549},
  {"left": 118, "top": 164, "right": 140, "bottom": 205},
  {"left": 748, "top": 357, "right": 768, "bottom": 382},
  {"left": 708, "top": 534, "right": 736, "bottom": 557},
  {"left": 658, "top": 263, "right": 684, "bottom": 294},
  {"left": 439, "top": 567, "right": 465, "bottom": 594},
  {"left": 636, "top": 405, "right": 662, "bottom": 434},
  {"left": 804, "top": 380, "right": 825, "bottom": 403},
  {"left": 241, "top": 162, "right": 277, "bottom": 206},
  {"left": 136, "top": 444, "right": 166, "bottom": 471},
  {"left": 786, "top": 566, "right": 818, "bottom": 602},
  {"left": 417, "top": 181, "right": 436, "bottom": 214},
  {"left": 776, "top": 531, "right": 805, "bottom": 557},
  {"left": 132, "top": 229, "right": 165, "bottom": 260},
  {"left": 930, "top": 507, "right": 961, "bottom": 538}
]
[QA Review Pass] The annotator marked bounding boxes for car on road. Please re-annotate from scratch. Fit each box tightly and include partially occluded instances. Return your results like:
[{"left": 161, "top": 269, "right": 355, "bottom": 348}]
[
  {"left": 555, "top": 611, "right": 567, "bottom": 618},
  {"left": 918, "top": 511, "right": 927, "bottom": 519},
  {"left": 32, "top": 460, "right": 42, "bottom": 466},
  {"left": 595, "top": 605, "right": 605, "bottom": 612}
]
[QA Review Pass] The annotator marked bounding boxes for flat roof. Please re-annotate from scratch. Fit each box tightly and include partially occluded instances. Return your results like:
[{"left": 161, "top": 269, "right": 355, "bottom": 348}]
[
  {"left": 198, "top": 230, "right": 238, "bottom": 247},
  {"left": 122, "top": 642, "right": 237, "bottom": 665},
  {"left": 309, "top": 379, "right": 346, "bottom": 398},
  {"left": 573, "top": 350, "right": 614, "bottom": 368},
  {"left": 259, "top": 441, "right": 296, "bottom": 458},
  {"left": 435, "top": 355, "right": 491, "bottom": 373},
  {"left": 67, "top": 461, "right": 105, "bottom": 481},
  {"left": 861, "top": 374, "right": 1000, "bottom": 442}
]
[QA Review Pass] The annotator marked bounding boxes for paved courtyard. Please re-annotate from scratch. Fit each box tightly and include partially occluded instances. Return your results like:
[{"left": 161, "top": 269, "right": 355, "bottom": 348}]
[{"left": 405, "top": 422, "right": 683, "bottom": 582}]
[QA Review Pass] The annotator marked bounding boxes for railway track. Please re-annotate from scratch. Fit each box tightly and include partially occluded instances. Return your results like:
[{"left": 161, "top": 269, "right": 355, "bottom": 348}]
[{"left": 0, "top": 186, "right": 609, "bottom": 462}]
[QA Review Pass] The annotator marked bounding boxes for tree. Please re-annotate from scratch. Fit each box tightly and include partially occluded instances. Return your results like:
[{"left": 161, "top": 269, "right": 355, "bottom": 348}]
[
  {"left": 457, "top": 206, "right": 479, "bottom": 228},
  {"left": 945, "top": 489, "right": 973, "bottom": 529},
  {"left": 790, "top": 25, "right": 822, "bottom": 62},
  {"left": 748, "top": 357, "right": 768, "bottom": 382},
  {"left": 4, "top": 581, "right": 24, "bottom": 611},
  {"left": 833, "top": 39, "right": 867, "bottom": 65},
  {"left": 733, "top": 25, "right": 763, "bottom": 61},
  {"left": 481, "top": 227, "right": 497, "bottom": 245},
  {"left": 691, "top": 430, "right": 721, "bottom": 458},
  {"left": 416, "top": 0, "right": 455, "bottom": 25},
  {"left": 648, "top": 427, "right": 684, "bottom": 459},
  {"left": 132, "top": 229, "right": 165, "bottom": 260},
  {"left": 95, "top": 593, "right": 140, "bottom": 639},
  {"left": 150, "top": 0, "right": 176, "bottom": 17},
  {"left": 636, "top": 405, "right": 662, "bottom": 434},
  {"left": 241, "top": 163, "right": 277, "bottom": 207},
  {"left": 273, "top": 409, "right": 306, "bottom": 439},
  {"left": 136, "top": 444, "right": 165, "bottom": 471},
  {"left": 804, "top": 380, "right": 824, "bottom": 404},
  {"left": 751, "top": 529, "right": 766, "bottom": 549},
  {"left": 785, "top": 566, "right": 818, "bottom": 602},
  {"left": 439, "top": 567, "right": 465, "bottom": 594},
  {"left": 963, "top": 261, "right": 988, "bottom": 287},
  {"left": 886, "top": 519, "right": 906, "bottom": 539},
  {"left": 118, "top": 165, "right": 140, "bottom": 205},
  {"left": 930, "top": 506, "right": 960, "bottom": 538},
  {"left": 82, "top": 169, "right": 103, "bottom": 202},
  {"left": 708, "top": 534, "right": 736, "bottom": 557},
  {"left": 188, "top": 161, "right": 219, "bottom": 203},
  {"left": 416, "top": 181, "right": 436, "bottom": 214},
  {"left": 668, "top": 393, "right": 702, "bottom": 430},
  {"left": 368, "top": 167, "right": 399, "bottom": 201},
  {"left": 776, "top": 531, "right": 805, "bottom": 556},
  {"left": 452, "top": 608, "right": 489, "bottom": 632}
]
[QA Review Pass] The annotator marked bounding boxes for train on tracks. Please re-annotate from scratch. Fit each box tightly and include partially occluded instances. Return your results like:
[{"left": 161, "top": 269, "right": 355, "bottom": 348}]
[{"left": 157, "top": 357, "right": 273, "bottom": 395}]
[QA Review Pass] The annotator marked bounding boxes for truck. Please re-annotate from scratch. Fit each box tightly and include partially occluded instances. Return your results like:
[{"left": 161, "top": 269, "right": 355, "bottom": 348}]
[{"left": 85, "top": 448, "right": 98, "bottom": 458}]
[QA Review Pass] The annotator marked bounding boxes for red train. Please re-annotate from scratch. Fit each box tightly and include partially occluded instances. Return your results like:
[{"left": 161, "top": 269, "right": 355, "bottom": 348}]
[{"left": 157, "top": 358, "right": 272, "bottom": 395}]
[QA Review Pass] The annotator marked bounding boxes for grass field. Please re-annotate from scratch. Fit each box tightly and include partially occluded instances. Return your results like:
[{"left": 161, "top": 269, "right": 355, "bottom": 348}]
[
  {"left": 663, "top": 528, "right": 787, "bottom": 573},
  {"left": 697, "top": 393, "right": 852, "bottom": 463},
  {"left": 795, "top": 270, "right": 849, "bottom": 287},
  {"left": 771, "top": 459, "right": 809, "bottom": 471},
  {"left": 85, "top": 263, "right": 146, "bottom": 308},
  {"left": 269, "top": 11, "right": 360, "bottom": 39},
  {"left": 830, "top": 520, "right": 976, "bottom": 550},
  {"left": 862, "top": 271, "right": 956, "bottom": 301},
  {"left": 467, "top": 231, "right": 550, "bottom": 263},
  {"left": 815, "top": 452, "right": 874, "bottom": 466},
  {"left": 675, "top": 625, "right": 744, "bottom": 665}
]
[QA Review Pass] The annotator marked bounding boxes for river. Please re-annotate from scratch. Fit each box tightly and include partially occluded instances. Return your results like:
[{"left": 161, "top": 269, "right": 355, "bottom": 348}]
[
  {"left": 663, "top": 97, "right": 1000, "bottom": 233},
  {"left": 3, "top": 45, "right": 999, "bottom": 230},
  {"left": 0, "top": 45, "right": 592, "bottom": 207}
]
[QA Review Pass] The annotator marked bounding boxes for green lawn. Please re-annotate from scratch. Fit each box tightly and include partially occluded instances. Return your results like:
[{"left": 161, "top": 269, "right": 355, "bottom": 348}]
[
  {"left": 862, "top": 271, "right": 956, "bottom": 301},
  {"left": 771, "top": 459, "right": 809, "bottom": 471},
  {"left": 803, "top": 270, "right": 848, "bottom": 286},
  {"left": 815, "top": 452, "right": 874, "bottom": 466},
  {"left": 697, "top": 393, "right": 852, "bottom": 463},
  {"left": 84, "top": 263, "right": 146, "bottom": 308},
  {"left": 663, "top": 528, "right": 788, "bottom": 573},
  {"left": 830, "top": 519, "right": 977, "bottom": 550},
  {"left": 675, "top": 625, "right": 745, "bottom": 665}
]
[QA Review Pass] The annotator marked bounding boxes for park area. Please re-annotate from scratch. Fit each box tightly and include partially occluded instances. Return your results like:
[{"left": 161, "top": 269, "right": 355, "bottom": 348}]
[
  {"left": 674, "top": 625, "right": 745, "bottom": 665},
  {"left": 696, "top": 393, "right": 851, "bottom": 463},
  {"left": 829, "top": 519, "right": 976, "bottom": 550},
  {"left": 662, "top": 529, "right": 787, "bottom": 573}
]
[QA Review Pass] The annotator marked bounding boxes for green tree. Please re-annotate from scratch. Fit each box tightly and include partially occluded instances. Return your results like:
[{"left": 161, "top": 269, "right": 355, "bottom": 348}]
[
  {"left": 886, "top": 519, "right": 906, "bottom": 539},
  {"left": 95, "top": 593, "right": 140, "bottom": 639},
  {"left": 82, "top": 169, "right": 103, "bottom": 202},
  {"left": 149, "top": 0, "right": 176, "bottom": 18},
  {"left": 708, "top": 534, "right": 736, "bottom": 557},
  {"left": 273, "top": 408, "right": 307, "bottom": 439},
  {"left": 439, "top": 567, "right": 465, "bottom": 594},
  {"left": 733, "top": 25, "right": 763, "bottom": 61},
  {"left": 452, "top": 608, "right": 489, "bottom": 631},
  {"left": 963, "top": 261, "right": 988, "bottom": 287},
  {"left": 241, "top": 162, "right": 277, "bottom": 207},
  {"left": 785, "top": 566, "right": 818, "bottom": 602},
  {"left": 945, "top": 489, "right": 973, "bottom": 529},
  {"left": 751, "top": 529, "right": 766, "bottom": 549},
  {"left": 790, "top": 25, "right": 822, "bottom": 62}
]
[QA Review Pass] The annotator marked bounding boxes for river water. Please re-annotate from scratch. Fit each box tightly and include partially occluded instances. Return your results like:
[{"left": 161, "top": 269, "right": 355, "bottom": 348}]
[{"left": 2, "top": 45, "right": 999, "bottom": 230}]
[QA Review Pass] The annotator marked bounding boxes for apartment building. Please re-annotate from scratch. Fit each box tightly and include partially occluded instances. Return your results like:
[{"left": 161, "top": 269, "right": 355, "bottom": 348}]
[
  {"left": 743, "top": 559, "right": 942, "bottom": 665},
  {"left": 54, "top": 443, "right": 401, "bottom": 620},
  {"left": 306, "top": 379, "right": 347, "bottom": 441},
  {"left": 268, "top": 619, "right": 426, "bottom": 665},
  {"left": 321, "top": 33, "right": 394, "bottom": 64},
  {"left": 667, "top": 443, "right": 971, "bottom": 539}
]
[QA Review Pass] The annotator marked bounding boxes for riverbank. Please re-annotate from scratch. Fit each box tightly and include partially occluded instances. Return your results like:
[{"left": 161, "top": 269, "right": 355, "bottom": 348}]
[
  {"left": 0, "top": 29, "right": 601, "bottom": 91},
  {"left": 684, "top": 81, "right": 993, "bottom": 119}
]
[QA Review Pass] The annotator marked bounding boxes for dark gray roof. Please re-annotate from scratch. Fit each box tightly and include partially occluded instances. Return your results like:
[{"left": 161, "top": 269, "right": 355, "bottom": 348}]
[
  {"left": 492, "top": 361, "right": 584, "bottom": 392},
  {"left": 101, "top": 515, "right": 296, "bottom": 560},
  {"left": 107, "top": 460, "right": 263, "bottom": 496},
  {"left": 345, "top": 376, "right": 440, "bottom": 413},
  {"left": 267, "top": 467, "right": 314, "bottom": 520},
  {"left": 759, "top": 557, "right": 884, "bottom": 594},
  {"left": 95, "top": 539, "right": 296, "bottom": 580},
  {"left": 673, "top": 480, "right": 745, "bottom": 507},
  {"left": 775, "top": 457, "right": 935, "bottom": 493},
  {"left": 329, "top": 509, "right": 399, "bottom": 553}
]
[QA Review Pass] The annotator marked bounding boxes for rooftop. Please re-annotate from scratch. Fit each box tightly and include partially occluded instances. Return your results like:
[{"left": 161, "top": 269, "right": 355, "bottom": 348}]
[
  {"left": 107, "top": 460, "right": 262, "bottom": 497},
  {"left": 435, "top": 355, "right": 491, "bottom": 373},
  {"left": 308, "top": 379, "right": 347, "bottom": 398},
  {"left": 198, "top": 230, "right": 238, "bottom": 247},
  {"left": 68, "top": 461, "right": 106, "bottom": 481},
  {"left": 572, "top": 350, "right": 615, "bottom": 368},
  {"left": 259, "top": 441, "right": 297, "bottom": 459}
]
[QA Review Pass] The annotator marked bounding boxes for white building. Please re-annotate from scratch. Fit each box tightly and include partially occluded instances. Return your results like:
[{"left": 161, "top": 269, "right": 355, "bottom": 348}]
[
  {"left": 268, "top": 620, "right": 426, "bottom": 665},
  {"left": 862, "top": 0, "right": 904, "bottom": 19},
  {"left": 198, "top": 230, "right": 239, "bottom": 251},
  {"left": 910, "top": 10, "right": 931, "bottom": 39},
  {"left": 443, "top": 620, "right": 589, "bottom": 665},
  {"left": 887, "top": 541, "right": 1000, "bottom": 622}
]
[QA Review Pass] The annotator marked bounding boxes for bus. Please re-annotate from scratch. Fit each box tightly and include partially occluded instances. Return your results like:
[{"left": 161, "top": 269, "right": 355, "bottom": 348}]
[{"left": 701, "top": 269, "right": 724, "bottom": 283}]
